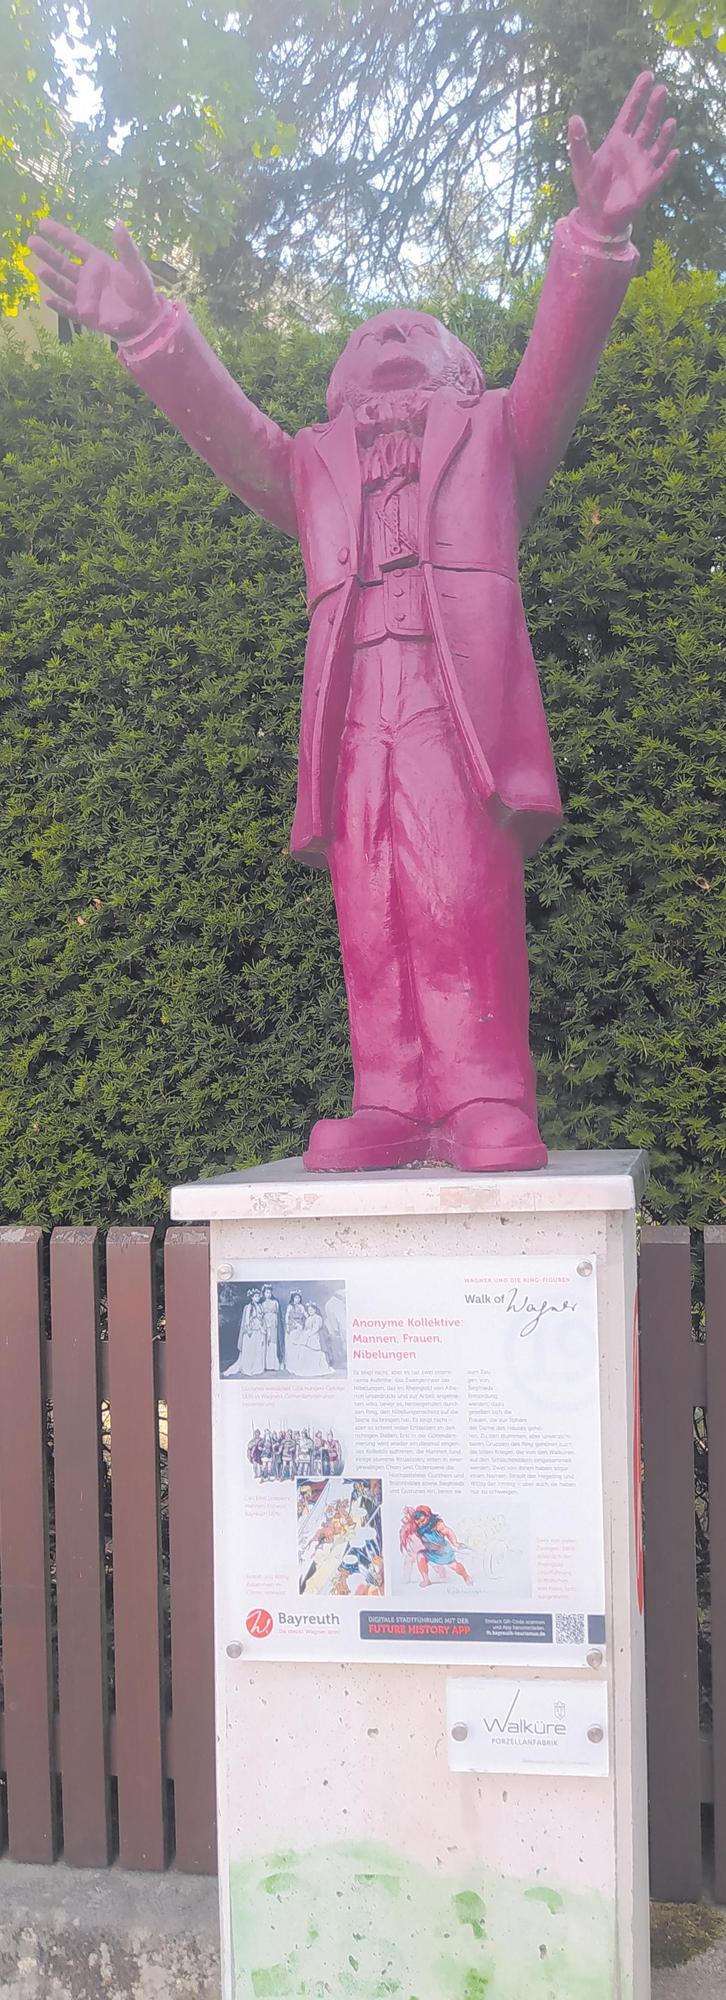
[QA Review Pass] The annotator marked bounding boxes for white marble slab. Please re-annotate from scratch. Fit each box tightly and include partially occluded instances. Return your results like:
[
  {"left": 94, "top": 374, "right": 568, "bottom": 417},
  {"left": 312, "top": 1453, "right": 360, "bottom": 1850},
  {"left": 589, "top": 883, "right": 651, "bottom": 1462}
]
[{"left": 171, "top": 1147, "right": 648, "bottom": 1222}]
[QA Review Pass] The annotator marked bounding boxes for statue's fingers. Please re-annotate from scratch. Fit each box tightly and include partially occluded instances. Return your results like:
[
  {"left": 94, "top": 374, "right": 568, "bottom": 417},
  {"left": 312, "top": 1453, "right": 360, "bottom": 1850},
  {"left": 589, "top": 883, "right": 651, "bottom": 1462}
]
[
  {"left": 617, "top": 70, "right": 655, "bottom": 134},
  {"left": 654, "top": 148, "right": 681, "bottom": 186},
  {"left": 36, "top": 216, "right": 96, "bottom": 261},
  {"left": 642, "top": 151, "right": 681, "bottom": 204},
  {"left": 28, "top": 236, "right": 76, "bottom": 278},
  {"left": 567, "top": 114, "right": 592, "bottom": 178},
  {"left": 112, "top": 221, "right": 148, "bottom": 274},
  {"left": 32, "top": 259, "right": 78, "bottom": 303},
  {"left": 638, "top": 83, "right": 667, "bottom": 144},
  {"left": 650, "top": 118, "right": 678, "bottom": 165},
  {"left": 41, "top": 291, "right": 77, "bottom": 318}
]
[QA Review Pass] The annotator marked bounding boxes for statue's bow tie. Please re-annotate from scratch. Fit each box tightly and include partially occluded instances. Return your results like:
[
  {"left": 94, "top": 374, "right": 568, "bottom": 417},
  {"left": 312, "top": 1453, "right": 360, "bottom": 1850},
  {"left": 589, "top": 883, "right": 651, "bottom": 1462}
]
[{"left": 356, "top": 428, "right": 422, "bottom": 491}]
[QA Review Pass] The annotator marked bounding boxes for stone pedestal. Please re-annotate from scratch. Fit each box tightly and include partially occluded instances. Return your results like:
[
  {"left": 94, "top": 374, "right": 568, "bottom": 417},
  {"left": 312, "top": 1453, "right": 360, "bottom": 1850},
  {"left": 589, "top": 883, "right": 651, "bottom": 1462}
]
[{"left": 172, "top": 1151, "right": 649, "bottom": 2000}]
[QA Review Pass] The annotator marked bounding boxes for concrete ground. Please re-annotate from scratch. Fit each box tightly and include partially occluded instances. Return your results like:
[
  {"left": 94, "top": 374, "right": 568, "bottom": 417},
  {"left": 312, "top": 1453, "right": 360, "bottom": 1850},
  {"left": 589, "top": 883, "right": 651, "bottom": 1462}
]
[
  {"left": 0, "top": 1859, "right": 724, "bottom": 1997},
  {"left": 0, "top": 1862, "right": 219, "bottom": 2000},
  {"left": 654, "top": 1948, "right": 726, "bottom": 1999}
]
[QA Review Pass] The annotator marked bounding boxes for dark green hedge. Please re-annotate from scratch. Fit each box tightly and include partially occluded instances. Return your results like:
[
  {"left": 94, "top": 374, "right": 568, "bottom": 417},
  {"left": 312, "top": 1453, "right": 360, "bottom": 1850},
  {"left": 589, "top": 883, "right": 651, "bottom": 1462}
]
[{"left": 0, "top": 248, "right": 723, "bottom": 1226}]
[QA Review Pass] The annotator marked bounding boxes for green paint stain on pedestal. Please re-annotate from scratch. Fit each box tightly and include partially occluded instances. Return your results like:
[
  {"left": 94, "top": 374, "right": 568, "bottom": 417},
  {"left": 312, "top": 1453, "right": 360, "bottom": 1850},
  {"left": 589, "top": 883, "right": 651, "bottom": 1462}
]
[
  {"left": 230, "top": 1839, "right": 614, "bottom": 2000},
  {"left": 453, "top": 1892, "right": 488, "bottom": 1941},
  {"left": 524, "top": 1886, "right": 564, "bottom": 1916},
  {"left": 262, "top": 1873, "right": 297, "bottom": 1895}
]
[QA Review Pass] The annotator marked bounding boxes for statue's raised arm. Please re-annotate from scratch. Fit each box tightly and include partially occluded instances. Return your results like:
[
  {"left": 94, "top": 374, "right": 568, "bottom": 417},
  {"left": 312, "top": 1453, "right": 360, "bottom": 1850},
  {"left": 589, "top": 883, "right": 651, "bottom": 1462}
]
[
  {"left": 30, "top": 218, "right": 297, "bottom": 537},
  {"left": 507, "top": 71, "right": 680, "bottom": 524}
]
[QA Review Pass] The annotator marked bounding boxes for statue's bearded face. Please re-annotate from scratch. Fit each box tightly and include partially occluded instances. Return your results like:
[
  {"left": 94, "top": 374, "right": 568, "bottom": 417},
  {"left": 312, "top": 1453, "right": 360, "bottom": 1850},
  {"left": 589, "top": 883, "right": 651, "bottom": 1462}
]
[{"left": 326, "top": 309, "right": 483, "bottom": 421}]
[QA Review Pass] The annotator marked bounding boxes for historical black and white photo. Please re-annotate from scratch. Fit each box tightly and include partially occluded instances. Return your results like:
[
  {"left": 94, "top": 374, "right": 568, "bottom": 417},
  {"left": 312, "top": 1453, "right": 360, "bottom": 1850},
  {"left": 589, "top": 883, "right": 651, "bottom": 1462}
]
[{"left": 217, "top": 1277, "right": 348, "bottom": 1379}]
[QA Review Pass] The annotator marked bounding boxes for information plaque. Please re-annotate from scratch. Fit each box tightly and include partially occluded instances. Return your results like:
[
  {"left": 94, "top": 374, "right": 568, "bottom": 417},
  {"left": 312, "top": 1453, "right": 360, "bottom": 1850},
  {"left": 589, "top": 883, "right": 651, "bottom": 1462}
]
[
  {"left": 446, "top": 1676, "right": 609, "bottom": 1777},
  {"left": 214, "top": 1252, "right": 605, "bottom": 1666}
]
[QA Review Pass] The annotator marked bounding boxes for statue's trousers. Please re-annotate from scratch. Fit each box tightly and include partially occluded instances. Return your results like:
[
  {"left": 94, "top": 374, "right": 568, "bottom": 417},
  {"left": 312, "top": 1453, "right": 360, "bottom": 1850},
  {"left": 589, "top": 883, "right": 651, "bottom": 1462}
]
[{"left": 327, "top": 634, "right": 538, "bottom": 1127}]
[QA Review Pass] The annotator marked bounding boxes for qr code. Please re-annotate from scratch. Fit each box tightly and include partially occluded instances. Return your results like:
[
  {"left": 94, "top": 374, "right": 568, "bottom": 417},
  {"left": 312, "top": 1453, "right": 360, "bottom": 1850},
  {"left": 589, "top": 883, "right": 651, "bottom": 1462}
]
[{"left": 555, "top": 1612, "right": 585, "bottom": 1645}]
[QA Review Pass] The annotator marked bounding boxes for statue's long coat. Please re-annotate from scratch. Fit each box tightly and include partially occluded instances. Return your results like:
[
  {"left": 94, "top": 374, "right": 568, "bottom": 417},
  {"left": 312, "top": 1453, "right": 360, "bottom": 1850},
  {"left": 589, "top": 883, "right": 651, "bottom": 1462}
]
[{"left": 121, "top": 213, "right": 637, "bottom": 865}]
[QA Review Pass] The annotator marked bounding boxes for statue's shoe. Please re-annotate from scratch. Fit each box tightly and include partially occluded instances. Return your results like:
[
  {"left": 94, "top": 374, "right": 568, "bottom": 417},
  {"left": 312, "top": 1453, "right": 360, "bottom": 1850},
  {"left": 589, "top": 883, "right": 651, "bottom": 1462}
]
[
  {"left": 434, "top": 1101, "right": 548, "bottom": 1173},
  {"left": 304, "top": 1108, "right": 432, "bottom": 1173}
]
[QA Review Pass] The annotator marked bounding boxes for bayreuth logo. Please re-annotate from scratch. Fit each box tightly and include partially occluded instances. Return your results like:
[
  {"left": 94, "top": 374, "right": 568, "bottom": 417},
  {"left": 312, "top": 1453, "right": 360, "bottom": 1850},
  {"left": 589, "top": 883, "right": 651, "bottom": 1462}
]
[{"left": 245, "top": 1608, "right": 274, "bottom": 1639}]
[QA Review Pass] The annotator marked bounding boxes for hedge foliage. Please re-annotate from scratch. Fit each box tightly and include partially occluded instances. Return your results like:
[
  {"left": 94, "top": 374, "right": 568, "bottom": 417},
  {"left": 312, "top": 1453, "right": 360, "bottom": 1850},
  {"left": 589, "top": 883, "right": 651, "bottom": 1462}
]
[{"left": 0, "top": 249, "right": 723, "bottom": 1226}]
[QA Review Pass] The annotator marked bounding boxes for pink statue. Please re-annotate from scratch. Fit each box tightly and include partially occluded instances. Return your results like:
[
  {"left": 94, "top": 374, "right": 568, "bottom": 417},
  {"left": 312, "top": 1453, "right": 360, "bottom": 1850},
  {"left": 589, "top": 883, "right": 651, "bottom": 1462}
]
[{"left": 32, "top": 73, "right": 679, "bottom": 1176}]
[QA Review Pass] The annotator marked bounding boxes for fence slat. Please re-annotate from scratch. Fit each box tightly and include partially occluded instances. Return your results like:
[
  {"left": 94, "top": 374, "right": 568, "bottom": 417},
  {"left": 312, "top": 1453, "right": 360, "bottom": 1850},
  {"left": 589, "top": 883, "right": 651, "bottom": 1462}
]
[
  {"left": 0, "top": 1228, "right": 57, "bottom": 1860},
  {"left": 640, "top": 1226, "right": 702, "bottom": 1902},
  {"left": 51, "top": 1227, "right": 111, "bottom": 1865},
  {"left": 706, "top": 1228, "right": 726, "bottom": 1903},
  {"left": 165, "top": 1225, "right": 216, "bottom": 1872},
  {"left": 106, "top": 1228, "right": 167, "bottom": 1869}
]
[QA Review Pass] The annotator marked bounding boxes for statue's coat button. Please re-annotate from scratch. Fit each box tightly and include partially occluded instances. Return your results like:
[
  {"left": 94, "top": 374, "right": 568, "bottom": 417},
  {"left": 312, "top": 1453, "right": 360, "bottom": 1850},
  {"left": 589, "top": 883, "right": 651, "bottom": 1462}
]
[{"left": 338, "top": 546, "right": 349, "bottom": 562}]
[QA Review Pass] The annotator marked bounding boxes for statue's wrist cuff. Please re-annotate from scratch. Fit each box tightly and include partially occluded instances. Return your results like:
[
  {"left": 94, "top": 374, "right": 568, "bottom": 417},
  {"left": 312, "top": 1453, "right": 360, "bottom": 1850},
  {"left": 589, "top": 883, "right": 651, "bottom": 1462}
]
[
  {"left": 118, "top": 296, "right": 181, "bottom": 362},
  {"left": 570, "top": 209, "right": 634, "bottom": 251}
]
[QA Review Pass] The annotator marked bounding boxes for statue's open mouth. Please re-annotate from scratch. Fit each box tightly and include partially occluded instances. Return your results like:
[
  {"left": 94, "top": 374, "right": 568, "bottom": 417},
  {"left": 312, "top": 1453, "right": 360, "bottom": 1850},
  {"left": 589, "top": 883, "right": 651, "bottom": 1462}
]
[{"left": 371, "top": 352, "right": 427, "bottom": 387}]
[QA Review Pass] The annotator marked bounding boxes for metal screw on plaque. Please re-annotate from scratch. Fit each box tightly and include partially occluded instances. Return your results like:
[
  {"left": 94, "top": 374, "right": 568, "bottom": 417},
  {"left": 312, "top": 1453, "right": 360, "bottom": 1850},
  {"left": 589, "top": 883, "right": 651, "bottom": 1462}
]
[
  {"left": 218, "top": 1264, "right": 233, "bottom": 1279},
  {"left": 587, "top": 1726, "right": 605, "bottom": 1743},
  {"left": 226, "top": 1643, "right": 243, "bottom": 1659},
  {"left": 451, "top": 1723, "right": 469, "bottom": 1743},
  {"left": 587, "top": 1650, "right": 604, "bottom": 1669}
]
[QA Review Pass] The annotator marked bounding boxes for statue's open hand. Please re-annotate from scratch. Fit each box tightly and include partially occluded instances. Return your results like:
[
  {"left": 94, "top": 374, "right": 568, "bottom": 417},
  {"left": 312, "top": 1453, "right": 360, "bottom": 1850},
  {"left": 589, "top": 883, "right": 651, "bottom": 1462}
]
[
  {"left": 28, "top": 219, "right": 160, "bottom": 341},
  {"left": 568, "top": 71, "right": 680, "bottom": 238}
]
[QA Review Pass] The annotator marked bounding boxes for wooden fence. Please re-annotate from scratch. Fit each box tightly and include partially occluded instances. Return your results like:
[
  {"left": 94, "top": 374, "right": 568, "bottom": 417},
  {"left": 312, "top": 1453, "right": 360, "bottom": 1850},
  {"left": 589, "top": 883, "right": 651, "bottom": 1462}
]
[
  {"left": 640, "top": 1225, "right": 726, "bottom": 1904},
  {"left": 0, "top": 1224, "right": 215, "bottom": 1873},
  {"left": 0, "top": 1219, "right": 724, "bottom": 1899}
]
